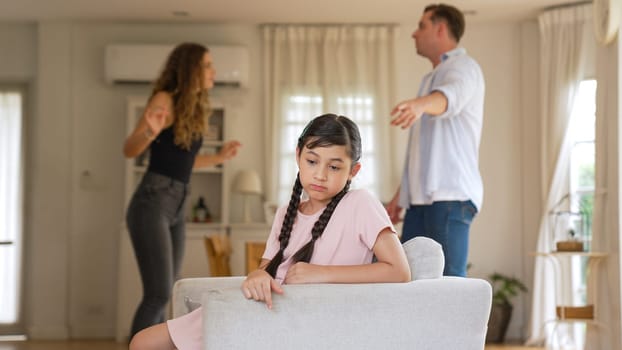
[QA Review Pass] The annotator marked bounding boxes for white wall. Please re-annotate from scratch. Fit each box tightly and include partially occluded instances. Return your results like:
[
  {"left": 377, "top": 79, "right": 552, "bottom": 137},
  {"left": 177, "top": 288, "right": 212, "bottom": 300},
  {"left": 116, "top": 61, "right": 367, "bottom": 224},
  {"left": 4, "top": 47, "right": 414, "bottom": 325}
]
[
  {"left": 517, "top": 20, "right": 543, "bottom": 342},
  {"left": 0, "top": 18, "right": 557, "bottom": 342},
  {"left": 0, "top": 23, "right": 36, "bottom": 81},
  {"left": 467, "top": 21, "right": 533, "bottom": 340},
  {"left": 28, "top": 22, "right": 73, "bottom": 338}
]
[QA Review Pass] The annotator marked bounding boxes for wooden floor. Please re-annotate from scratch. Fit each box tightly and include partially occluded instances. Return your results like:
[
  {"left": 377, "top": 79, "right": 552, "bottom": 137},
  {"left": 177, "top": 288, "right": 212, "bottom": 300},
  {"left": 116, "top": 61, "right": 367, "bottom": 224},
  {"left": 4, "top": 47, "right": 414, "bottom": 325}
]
[
  {"left": 0, "top": 339, "right": 544, "bottom": 350},
  {"left": 0, "top": 340, "right": 127, "bottom": 350}
]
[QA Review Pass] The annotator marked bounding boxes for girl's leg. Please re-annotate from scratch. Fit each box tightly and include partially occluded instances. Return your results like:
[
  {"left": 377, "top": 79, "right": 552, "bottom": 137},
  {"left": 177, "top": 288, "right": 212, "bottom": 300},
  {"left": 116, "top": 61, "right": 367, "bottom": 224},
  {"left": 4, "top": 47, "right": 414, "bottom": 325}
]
[{"left": 129, "top": 322, "right": 175, "bottom": 350}]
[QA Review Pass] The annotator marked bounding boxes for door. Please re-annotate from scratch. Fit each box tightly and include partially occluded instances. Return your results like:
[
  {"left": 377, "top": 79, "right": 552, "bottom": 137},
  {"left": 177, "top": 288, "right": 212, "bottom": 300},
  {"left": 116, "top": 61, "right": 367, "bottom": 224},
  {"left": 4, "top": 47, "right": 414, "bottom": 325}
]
[{"left": 0, "top": 85, "right": 26, "bottom": 335}]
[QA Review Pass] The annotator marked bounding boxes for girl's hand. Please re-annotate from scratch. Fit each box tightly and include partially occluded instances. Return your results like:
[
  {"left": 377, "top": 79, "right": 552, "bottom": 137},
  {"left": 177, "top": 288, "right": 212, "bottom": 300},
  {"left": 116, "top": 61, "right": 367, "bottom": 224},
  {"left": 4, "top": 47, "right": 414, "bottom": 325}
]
[
  {"left": 218, "top": 140, "right": 242, "bottom": 161},
  {"left": 283, "top": 262, "right": 325, "bottom": 284},
  {"left": 144, "top": 106, "right": 168, "bottom": 135},
  {"left": 241, "top": 269, "right": 283, "bottom": 309}
]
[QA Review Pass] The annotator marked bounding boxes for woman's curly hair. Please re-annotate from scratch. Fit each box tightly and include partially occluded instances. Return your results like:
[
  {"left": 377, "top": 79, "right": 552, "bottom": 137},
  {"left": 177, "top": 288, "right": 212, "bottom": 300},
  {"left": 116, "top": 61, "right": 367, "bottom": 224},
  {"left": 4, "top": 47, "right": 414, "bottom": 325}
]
[{"left": 151, "top": 42, "right": 211, "bottom": 150}]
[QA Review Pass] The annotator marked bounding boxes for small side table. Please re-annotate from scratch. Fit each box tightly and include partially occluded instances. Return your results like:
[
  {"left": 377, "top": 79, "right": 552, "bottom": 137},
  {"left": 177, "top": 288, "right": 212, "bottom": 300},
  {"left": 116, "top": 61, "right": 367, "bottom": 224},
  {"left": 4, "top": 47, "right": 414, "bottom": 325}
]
[{"left": 532, "top": 251, "right": 608, "bottom": 349}]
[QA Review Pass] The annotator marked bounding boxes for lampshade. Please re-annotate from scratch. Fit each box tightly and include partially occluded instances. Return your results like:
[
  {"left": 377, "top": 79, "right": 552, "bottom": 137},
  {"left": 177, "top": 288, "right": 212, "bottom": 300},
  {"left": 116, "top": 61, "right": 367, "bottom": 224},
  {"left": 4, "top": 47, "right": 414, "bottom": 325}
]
[{"left": 232, "top": 169, "right": 262, "bottom": 195}]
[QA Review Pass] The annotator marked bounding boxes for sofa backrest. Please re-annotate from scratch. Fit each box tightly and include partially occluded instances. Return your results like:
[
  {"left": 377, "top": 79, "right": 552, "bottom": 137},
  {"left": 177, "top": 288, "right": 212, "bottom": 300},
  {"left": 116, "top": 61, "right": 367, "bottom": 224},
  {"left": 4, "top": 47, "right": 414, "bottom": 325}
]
[
  {"left": 172, "top": 237, "right": 492, "bottom": 349},
  {"left": 202, "top": 277, "right": 491, "bottom": 350}
]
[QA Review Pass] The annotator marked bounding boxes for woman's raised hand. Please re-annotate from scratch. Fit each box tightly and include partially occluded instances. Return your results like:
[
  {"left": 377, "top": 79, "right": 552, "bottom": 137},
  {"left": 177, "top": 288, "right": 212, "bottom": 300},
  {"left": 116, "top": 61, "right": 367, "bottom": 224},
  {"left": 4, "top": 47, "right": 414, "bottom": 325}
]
[
  {"left": 218, "top": 140, "right": 242, "bottom": 161},
  {"left": 144, "top": 105, "right": 168, "bottom": 134}
]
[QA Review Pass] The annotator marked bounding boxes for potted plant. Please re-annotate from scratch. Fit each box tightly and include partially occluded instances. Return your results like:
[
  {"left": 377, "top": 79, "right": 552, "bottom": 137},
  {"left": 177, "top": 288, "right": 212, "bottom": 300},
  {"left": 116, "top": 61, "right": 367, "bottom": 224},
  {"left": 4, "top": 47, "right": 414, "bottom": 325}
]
[{"left": 486, "top": 272, "right": 528, "bottom": 343}]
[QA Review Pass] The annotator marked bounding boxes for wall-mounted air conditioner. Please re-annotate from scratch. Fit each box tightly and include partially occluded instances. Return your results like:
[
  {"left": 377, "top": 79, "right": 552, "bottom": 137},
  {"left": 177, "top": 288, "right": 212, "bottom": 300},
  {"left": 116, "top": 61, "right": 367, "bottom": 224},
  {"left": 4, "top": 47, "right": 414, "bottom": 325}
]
[{"left": 104, "top": 44, "right": 249, "bottom": 88}]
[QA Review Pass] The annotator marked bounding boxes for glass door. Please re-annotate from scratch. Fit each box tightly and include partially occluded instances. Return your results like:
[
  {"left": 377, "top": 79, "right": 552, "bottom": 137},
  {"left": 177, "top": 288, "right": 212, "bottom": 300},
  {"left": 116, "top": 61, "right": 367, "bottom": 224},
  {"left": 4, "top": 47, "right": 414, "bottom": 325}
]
[{"left": 0, "top": 86, "right": 25, "bottom": 335}]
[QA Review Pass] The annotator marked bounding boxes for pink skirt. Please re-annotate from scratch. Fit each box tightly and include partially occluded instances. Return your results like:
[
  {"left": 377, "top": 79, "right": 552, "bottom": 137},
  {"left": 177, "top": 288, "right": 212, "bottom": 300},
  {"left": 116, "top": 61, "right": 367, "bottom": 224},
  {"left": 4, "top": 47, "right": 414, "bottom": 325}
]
[{"left": 167, "top": 306, "right": 203, "bottom": 350}]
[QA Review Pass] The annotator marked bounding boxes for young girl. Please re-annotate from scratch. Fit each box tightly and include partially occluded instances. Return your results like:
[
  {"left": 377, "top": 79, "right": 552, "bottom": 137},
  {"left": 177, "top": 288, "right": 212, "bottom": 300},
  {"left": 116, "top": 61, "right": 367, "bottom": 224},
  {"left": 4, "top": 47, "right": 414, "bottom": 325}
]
[{"left": 129, "top": 113, "right": 411, "bottom": 350}]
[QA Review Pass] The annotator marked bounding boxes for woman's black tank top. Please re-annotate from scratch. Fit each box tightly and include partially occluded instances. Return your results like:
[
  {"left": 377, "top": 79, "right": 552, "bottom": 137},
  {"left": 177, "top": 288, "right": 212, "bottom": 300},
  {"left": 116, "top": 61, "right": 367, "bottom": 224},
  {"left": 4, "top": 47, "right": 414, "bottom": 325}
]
[{"left": 147, "top": 126, "right": 202, "bottom": 184}]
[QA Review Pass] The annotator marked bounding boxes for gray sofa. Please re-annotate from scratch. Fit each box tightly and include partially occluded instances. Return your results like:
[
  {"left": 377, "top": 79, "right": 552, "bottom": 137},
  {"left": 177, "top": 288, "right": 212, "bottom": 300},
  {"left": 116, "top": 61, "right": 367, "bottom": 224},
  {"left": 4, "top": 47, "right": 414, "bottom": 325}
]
[{"left": 172, "top": 237, "right": 492, "bottom": 350}]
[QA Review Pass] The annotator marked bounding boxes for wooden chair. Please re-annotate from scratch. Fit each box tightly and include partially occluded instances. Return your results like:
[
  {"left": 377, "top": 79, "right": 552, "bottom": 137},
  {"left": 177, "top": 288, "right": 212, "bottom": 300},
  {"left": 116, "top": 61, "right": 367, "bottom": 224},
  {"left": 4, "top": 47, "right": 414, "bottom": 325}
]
[
  {"left": 204, "top": 234, "right": 232, "bottom": 277},
  {"left": 245, "top": 241, "right": 267, "bottom": 274}
]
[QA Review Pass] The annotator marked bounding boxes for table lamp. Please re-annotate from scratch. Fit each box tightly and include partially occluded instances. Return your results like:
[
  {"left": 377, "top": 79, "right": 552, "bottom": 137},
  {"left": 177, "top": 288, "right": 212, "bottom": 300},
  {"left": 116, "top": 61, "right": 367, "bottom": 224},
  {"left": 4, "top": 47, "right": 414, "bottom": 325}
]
[{"left": 232, "top": 169, "right": 262, "bottom": 222}]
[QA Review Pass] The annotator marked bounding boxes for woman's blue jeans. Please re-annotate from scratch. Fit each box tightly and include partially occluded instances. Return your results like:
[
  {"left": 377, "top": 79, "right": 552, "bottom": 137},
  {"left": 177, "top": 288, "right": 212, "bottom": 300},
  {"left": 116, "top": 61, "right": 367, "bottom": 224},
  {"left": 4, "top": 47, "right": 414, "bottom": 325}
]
[
  {"left": 125, "top": 172, "right": 189, "bottom": 338},
  {"left": 401, "top": 200, "right": 477, "bottom": 277}
]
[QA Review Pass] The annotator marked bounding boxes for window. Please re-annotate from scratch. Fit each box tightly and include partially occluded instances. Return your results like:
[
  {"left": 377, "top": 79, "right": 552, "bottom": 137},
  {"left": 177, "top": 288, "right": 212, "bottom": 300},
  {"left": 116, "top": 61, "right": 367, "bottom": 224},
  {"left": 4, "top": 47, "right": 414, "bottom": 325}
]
[
  {"left": 568, "top": 79, "right": 596, "bottom": 250},
  {"left": 276, "top": 93, "right": 380, "bottom": 205},
  {"left": 0, "top": 89, "right": 24, "bottom": 326},
  {"left": 565, "top": 79, "right": 596, "bottom": 346}
]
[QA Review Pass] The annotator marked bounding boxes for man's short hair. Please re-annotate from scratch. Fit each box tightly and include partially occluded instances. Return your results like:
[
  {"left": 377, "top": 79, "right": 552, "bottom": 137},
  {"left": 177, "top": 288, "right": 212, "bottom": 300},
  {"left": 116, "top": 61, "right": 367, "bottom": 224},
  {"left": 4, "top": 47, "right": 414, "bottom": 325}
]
[{"left": 424, "top": 3, "right": 465, "bottom": 42}]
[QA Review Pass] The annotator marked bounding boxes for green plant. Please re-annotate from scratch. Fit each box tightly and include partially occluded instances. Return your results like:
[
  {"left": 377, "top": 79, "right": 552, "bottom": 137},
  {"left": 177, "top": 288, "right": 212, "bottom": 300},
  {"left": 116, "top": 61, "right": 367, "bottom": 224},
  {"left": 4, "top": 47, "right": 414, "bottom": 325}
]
[
  {"left": 486, "top": 272, "right": 528, "bottom": 343},
  {"left": 489, "top": 272, "right": 528, "bottom": 306}
]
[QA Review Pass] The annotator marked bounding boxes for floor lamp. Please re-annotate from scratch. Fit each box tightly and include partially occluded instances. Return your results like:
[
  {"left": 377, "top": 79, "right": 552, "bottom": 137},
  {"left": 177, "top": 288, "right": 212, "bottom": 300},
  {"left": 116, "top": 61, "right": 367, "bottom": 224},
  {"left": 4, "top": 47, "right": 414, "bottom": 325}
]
[{"left": 232, "top": 169, "right": 262, "bottom": 223}]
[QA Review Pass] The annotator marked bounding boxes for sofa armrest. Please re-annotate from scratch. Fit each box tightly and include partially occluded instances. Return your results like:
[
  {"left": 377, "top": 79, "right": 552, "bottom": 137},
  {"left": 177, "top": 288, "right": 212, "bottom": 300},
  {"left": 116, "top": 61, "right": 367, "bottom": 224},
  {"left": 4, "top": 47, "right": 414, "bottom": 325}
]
[
  {"left": 202, "top": 277, "right": 492, "bottom": 350},
  {"left": 172, "top": 276, "right": 245, "bottom": 318}
]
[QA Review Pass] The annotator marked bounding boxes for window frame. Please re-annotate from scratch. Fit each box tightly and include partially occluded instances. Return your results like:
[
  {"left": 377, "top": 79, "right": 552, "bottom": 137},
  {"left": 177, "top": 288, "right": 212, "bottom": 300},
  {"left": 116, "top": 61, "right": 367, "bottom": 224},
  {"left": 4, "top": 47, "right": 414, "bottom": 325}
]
[{"left": 275, "top": 91, "right": 381, "bottom": 206}]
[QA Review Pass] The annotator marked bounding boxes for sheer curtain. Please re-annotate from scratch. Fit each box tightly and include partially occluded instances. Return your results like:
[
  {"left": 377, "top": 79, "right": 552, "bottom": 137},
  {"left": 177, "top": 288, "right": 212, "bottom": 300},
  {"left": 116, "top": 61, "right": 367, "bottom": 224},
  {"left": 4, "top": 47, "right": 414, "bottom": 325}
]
[
  {"left": 527, "top": 4, "right": 591, "bottom": 345},
  {"left": 262, "top": 24, "right": 396, "bottom": 205},
  {"left": 589, "top": 32, "right": 618, "bottom": 350}
]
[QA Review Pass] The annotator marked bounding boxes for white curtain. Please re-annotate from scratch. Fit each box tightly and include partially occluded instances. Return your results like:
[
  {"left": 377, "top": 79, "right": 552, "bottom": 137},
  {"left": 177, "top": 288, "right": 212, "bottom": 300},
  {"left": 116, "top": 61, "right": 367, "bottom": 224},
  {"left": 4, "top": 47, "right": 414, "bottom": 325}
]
[
  {"left": 589, "top": 35, "right": 618, "bottom": 350},
  {"left": 262, "top": 24, "right": 396, "bottom": 204},
  {"left": 527, "top": 4, "right": 591, "bottom": 345}
]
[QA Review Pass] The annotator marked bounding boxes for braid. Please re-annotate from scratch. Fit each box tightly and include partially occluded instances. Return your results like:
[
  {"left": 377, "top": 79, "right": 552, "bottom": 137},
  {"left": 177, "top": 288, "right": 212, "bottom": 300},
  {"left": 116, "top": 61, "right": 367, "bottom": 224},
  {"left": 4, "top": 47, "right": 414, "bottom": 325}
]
[
  {"left": 291, "top": 180, "right": 351, "bottom": 264},
  {"left": 264, "top": 174, "right": 303, "bottom": 278}
]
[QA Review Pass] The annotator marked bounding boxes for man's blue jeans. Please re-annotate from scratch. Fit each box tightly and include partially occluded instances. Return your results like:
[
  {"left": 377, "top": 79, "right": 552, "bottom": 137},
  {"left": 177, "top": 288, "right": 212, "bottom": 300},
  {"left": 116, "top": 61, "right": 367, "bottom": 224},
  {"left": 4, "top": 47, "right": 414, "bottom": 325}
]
[{"left": 401, "top": 200, "right": 477, "bottom": 277}]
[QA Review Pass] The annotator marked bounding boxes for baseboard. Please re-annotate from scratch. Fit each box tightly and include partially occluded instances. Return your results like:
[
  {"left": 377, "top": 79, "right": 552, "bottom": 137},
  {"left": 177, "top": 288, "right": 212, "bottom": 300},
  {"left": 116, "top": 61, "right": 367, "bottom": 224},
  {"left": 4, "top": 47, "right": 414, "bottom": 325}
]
[
  {"left": 70, "top": 325, "right": 116, "bottom": 339},
  {"left": 26, "top": 324, "right": 116, "bottom": 340},
  {"left": 27, "top": 325, "right": 69, "bottom": 340}
]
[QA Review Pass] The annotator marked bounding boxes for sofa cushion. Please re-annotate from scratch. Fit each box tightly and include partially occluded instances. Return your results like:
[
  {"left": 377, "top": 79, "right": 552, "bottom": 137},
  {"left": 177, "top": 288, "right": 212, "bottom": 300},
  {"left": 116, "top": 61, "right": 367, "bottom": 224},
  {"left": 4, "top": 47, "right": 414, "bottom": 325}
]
[{"left": 402, "top": 236, "right": 444, "bottom": 280}]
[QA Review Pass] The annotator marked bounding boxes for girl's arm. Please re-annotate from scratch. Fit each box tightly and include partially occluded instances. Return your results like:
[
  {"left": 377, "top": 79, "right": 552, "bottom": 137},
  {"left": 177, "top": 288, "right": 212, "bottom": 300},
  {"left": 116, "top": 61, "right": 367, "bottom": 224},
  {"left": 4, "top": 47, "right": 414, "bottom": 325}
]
[
  {"left": 241, "top": 259, "right": 284, "bottom": 309},
  {"left": 123, "top": 92, "right": 173, "bottom": 158},
  {"left": 193, "top": 140, "right": 242, "bottom": 168},
  {"left": 284, "top": 228, "right": 411, "bottom": 284}
]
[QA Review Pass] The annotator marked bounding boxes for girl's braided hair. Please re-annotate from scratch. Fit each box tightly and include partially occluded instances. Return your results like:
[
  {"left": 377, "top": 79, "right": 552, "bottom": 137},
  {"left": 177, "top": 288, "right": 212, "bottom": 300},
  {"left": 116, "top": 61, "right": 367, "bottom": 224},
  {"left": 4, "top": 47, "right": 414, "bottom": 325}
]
[{"left": 264, "top": 113, "right": 362, "bottom": 278}]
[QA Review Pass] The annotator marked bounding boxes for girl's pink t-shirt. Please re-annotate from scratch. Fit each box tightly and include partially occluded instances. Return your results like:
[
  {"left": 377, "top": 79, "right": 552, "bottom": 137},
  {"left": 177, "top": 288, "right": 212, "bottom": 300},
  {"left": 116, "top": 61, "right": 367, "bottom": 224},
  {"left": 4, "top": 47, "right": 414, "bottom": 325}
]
[
  {"left": 263, "top": 188, "right": 395, "bottom": 283},
  {"left": 168, "top": 188, "right": 394, "bottom": 350}
]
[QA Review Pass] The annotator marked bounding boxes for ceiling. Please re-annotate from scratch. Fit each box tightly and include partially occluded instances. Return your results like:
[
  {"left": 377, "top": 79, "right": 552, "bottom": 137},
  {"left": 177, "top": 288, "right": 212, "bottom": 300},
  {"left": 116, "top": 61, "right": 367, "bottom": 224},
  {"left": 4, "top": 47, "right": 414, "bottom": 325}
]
[{"left": 0, "top": 0, "right": 584, "bottom": 24}]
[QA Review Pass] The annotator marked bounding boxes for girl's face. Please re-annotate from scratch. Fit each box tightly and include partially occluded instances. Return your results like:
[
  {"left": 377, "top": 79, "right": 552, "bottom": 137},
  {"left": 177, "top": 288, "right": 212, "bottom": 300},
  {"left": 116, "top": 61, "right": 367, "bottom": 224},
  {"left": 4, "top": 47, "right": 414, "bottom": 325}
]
[
  {"left": 201, "top": 52, "right": 215, "bottom": 90},
  {"left": 296, "top": 143, "right": 361, "bottom": 207}
]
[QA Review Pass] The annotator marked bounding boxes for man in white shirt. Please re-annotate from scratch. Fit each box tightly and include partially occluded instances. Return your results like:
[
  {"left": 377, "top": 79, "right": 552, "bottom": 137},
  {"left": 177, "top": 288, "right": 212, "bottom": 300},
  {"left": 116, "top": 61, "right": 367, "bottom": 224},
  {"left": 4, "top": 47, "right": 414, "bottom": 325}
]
[{"left": 386, "top": 3, "right": 485, "bottom": 277}]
